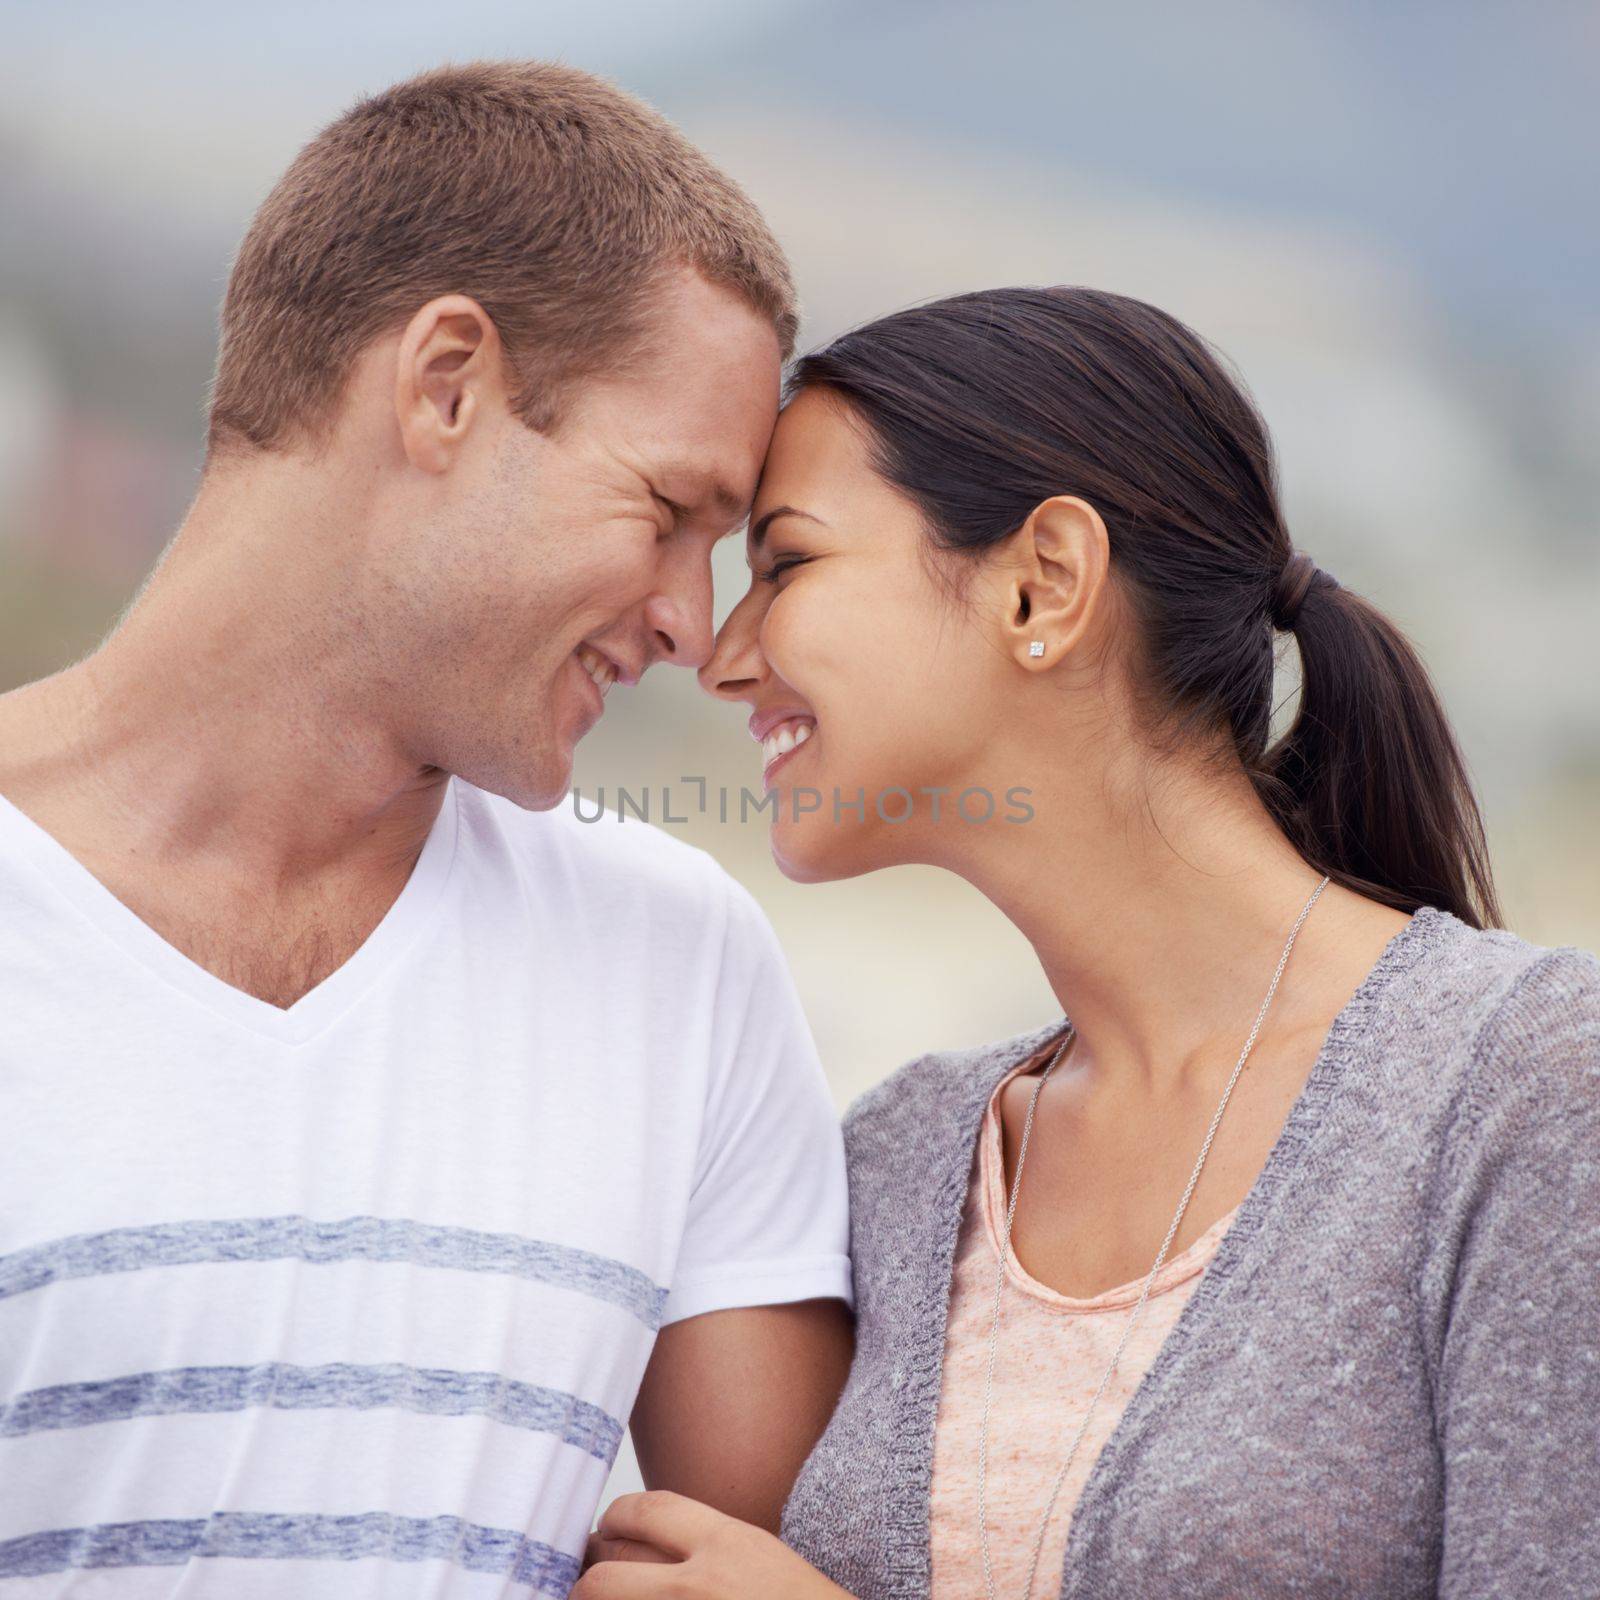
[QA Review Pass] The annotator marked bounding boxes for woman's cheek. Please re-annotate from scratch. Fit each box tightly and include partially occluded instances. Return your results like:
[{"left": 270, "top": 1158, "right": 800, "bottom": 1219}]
[
  {"left": 768, "top": 575, "right": 871, "bottom": 679},
  {"left": 758, "top": 591, "right": 812, "bottom": 675}
]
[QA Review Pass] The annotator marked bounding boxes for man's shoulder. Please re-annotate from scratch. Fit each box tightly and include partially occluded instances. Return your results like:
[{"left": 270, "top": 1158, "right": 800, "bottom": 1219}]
[{"left": 454, "top": 777, "right": 738, "bottom": 914}]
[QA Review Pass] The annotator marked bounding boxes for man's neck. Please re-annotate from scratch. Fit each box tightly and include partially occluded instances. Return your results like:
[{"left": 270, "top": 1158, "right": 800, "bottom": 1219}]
[
  {"left": 0, "top": 503, "right": 446, "bottom": 901},
  {"left": 0, "top": 523, "right": 455, "bottom": 1008}
]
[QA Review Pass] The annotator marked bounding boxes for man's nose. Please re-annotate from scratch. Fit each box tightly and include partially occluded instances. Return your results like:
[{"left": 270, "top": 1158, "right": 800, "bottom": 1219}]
[{"left": 642, "top": 556, "right": 716, "bottom": 672}]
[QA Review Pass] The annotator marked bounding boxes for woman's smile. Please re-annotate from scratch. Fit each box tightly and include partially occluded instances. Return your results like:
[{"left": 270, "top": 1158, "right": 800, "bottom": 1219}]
[{"left": 750, "top": 708, "right": 819, "bottom": 788}]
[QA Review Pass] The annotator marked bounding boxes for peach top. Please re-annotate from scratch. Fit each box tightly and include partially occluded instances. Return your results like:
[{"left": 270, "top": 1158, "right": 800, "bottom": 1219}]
[{"left": 928, "top": 1050, "right": 1241, "bottom": 1600}]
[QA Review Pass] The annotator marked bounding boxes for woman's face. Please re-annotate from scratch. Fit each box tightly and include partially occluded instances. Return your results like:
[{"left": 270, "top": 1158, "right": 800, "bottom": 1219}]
[{"left": 700, "top": 387, "right": 1028, "bottom": 881}]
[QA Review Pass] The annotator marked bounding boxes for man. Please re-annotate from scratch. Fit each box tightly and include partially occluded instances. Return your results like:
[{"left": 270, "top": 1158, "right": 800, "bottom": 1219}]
[{"left": 0, "top": 61, "right": 852, "bottom": 1596}]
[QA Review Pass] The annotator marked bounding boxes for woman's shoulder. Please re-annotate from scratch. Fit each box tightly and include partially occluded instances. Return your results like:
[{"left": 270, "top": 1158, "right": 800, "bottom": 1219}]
[
  {"left": 1410, "top": 930, "right": 1600, "bottom": 1357},
  {"left": 1372, "top": 909, "right": 1599, "bottom": 1195},
  {"left": 1444, "top": 929, "right": 1600, "bottom": 1131},
  {"left": 832, "top": 1019, "right": 1064, "bottom": 1268},
  {"left": 841, "top": 1016, "right": 1066, "bottom": 1158},
  {"left": 1394, "top": 907, "right": 1599, "bottom": 1081}
]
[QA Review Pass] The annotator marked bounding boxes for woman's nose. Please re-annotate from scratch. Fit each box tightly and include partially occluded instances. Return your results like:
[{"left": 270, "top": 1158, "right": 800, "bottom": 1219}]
[{"left": 698, "top": 593, "right": 765, "bottom": 703}]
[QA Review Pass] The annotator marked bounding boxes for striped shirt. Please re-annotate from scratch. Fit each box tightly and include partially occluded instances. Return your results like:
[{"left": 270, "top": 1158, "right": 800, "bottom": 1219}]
[{"left": 0, "top": 779, "right": 851, "bottom": 1596}]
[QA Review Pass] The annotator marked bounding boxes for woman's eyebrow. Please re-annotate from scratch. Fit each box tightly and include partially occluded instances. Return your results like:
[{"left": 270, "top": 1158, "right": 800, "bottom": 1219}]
[{"left": 748, "top": 506, "right": 825, "bottom": 551}]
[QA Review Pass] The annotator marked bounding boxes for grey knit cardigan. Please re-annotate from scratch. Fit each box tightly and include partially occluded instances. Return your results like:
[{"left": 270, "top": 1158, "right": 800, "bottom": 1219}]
[{"left": 781, "top": 904, "right": 1600, "bottom": 1598}]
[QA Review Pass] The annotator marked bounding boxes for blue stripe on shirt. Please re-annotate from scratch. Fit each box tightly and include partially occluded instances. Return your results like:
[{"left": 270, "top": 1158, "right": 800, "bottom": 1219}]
[
  {"left": 0, "top": 1361, "right": 625, "bottom": 1463},
  {"left": 0, "top": 1512, "right": 580, "bottom": 1592},
  {"left": 0, "top": 1215, "right": 667, "bottom": 1327}
]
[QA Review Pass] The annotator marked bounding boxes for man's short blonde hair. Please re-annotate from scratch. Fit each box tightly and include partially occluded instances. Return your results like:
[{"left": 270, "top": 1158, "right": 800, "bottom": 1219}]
[{"left": 205, "top": 59, "right": 797, "bottom": 461}]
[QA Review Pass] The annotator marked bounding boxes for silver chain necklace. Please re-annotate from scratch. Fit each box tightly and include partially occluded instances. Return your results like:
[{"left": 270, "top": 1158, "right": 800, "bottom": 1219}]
[{"left": 976, "top": 875, "right": 1331, "bottom": 1600}]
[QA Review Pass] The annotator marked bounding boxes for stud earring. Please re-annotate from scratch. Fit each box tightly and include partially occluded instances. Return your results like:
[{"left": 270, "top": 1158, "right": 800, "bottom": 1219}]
[{"left": 1028, "top": 641, "right": 1045, "bottom": 657}]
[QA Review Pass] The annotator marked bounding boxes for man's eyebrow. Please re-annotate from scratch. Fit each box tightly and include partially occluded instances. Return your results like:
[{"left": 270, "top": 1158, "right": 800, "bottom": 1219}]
[
  {"left": 708, "top": 480, "right": 747, "bottom": 518},
  {"left": 662, "top": 467, "right": 746, "bottom": 521},
  {"left": 748, "top": 506, "right": 824, "bottom": 551}
]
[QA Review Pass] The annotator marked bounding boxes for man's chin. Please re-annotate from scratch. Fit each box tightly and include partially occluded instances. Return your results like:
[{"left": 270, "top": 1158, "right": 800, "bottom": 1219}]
[
  {"left": 509, "top": 781, "right": 573, "bottom": 813},
  {"left": 448, "top": 745, "right": 574, "bottom": 814},
  {"left": 505, "top": 761, "right": 577, "bottom": 813}
]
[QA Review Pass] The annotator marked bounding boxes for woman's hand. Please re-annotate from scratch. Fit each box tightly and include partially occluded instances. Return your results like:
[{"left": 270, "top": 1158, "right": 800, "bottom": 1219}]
[{"left": 572, "top": 1491, "right": 855, "bottom": 1599}]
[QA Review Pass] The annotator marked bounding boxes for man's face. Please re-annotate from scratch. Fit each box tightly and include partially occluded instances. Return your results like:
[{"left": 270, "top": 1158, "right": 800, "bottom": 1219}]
[{"left": 387, "top": 265, "right": 781, "bottom": 808}]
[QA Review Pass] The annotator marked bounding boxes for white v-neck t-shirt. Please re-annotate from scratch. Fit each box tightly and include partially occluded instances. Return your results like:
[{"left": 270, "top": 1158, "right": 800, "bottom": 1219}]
[{"left": 0, "top": 779, "right": 851, "bottom": 1597}]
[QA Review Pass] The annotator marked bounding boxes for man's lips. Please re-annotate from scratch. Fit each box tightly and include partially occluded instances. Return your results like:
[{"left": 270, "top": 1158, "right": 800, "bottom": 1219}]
[{"left": 576, "top": 642, "right": 642, "bottom": 688}]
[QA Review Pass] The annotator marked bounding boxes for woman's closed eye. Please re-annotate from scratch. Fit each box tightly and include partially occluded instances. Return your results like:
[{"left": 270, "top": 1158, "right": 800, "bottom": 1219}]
[{"left": 756, "top": 555, "right": 810, "bottom": 585}]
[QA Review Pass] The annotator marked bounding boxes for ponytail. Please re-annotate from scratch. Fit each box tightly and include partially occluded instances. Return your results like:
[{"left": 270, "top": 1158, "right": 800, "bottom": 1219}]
[{"left": 1251, "top": 576, "right": 1502, "bottom": 929}]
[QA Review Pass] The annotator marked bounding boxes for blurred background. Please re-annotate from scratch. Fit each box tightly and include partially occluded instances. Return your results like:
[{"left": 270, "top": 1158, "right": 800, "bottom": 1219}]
[{"left": 4, "top": 0, "right": 1597, "bottom": 1503}]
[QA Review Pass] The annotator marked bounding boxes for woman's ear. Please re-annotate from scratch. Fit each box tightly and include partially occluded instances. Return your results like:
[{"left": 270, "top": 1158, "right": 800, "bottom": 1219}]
[{"left": 995, "top": 496, "right": 1110, "bottom": 670}]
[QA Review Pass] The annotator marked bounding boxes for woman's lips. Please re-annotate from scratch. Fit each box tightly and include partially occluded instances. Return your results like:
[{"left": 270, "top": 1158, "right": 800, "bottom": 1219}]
[
  {"left": 760, "top": 715, "right": 816, "bottom": 789},
  {"left": 748, "top": 705, "right": 816, "bottom": 742}
]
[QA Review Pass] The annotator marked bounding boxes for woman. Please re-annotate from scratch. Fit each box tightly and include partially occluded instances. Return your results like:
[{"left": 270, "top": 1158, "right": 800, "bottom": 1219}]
[{"left": 574, "top": 287, "right": 1599, "bottom": 1598}]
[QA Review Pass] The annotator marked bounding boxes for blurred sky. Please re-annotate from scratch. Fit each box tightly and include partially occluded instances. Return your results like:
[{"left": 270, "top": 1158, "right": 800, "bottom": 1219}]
[
  {"left": 2, "top": 0, "right": 1597, "bottom": 1011},
  {"left": 3, "top": 0, "right": 1597, "bottom": 1511},
  {"left": 3, "top": 0, "right": 1597, "bottom": 1070}
]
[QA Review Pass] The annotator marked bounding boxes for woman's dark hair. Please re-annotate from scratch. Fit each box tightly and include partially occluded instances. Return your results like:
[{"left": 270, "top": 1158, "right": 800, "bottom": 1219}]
[{"left": 789, "top": 286, "right": 1501, "bottom": 929}]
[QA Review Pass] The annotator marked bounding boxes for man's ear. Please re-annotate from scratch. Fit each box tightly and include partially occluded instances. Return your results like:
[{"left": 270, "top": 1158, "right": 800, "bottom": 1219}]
[
  {"left": 394, "top": 294, "right": 505, "bottom": 473},
  {"left": 994, "top": 495, "right": 1110, "bottom": 670}
]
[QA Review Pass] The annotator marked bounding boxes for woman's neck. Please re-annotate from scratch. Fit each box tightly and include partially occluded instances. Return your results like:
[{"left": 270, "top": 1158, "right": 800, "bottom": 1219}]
[{"left": 941, "top": 741, "right": 1408, "bottom": 1100}]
